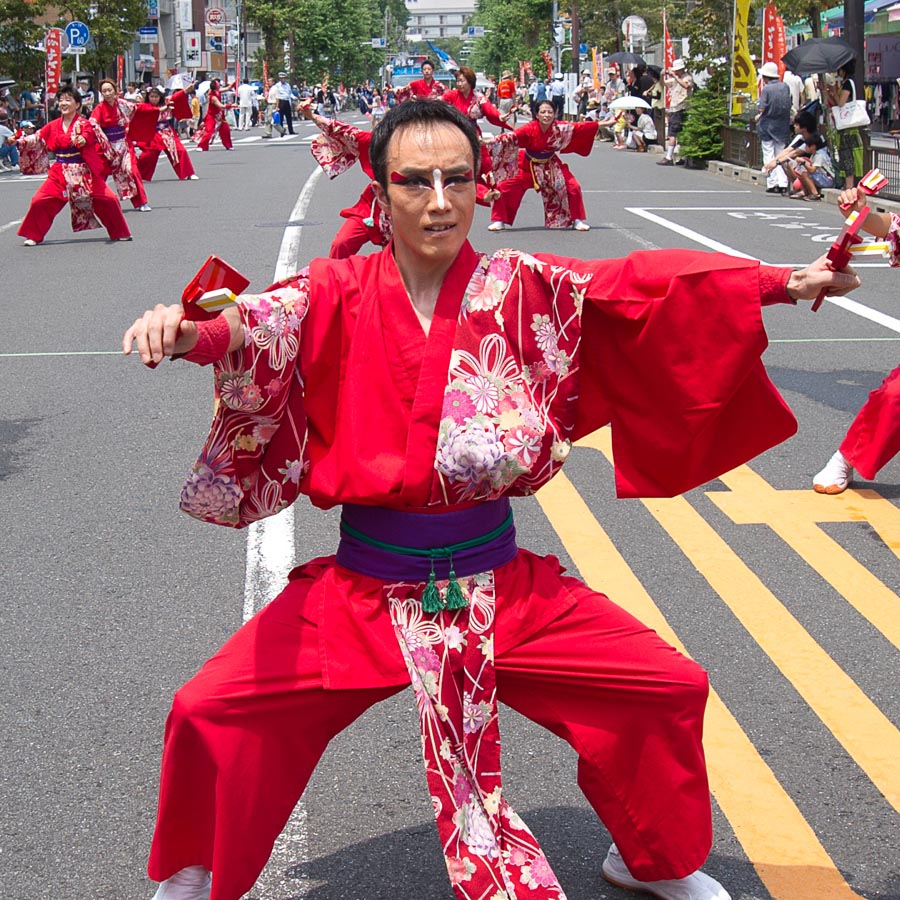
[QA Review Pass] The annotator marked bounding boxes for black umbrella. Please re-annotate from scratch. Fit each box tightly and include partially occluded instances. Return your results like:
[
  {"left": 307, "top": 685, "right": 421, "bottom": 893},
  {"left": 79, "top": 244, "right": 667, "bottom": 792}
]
[
  {"left": 781, "top": 37, "right": 856, "bottom": 75},
  {"left": 606, "top": 51, "right": 646, "bottom": 68}
]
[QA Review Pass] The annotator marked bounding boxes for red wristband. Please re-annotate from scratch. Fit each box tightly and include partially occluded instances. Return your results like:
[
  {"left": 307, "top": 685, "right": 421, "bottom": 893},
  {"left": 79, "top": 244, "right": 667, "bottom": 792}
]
[{"left": 182, "top": 314, "right": 233, "bottom": 365}]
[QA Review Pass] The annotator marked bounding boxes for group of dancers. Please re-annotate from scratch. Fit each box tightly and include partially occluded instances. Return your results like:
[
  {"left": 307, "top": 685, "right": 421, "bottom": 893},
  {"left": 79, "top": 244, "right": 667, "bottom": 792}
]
[
  {"left": 307, "top": 61, "right": 599, "bottom": 259},
  {"left": 16, "top": 78, "right": 201, "bottom": 246}
]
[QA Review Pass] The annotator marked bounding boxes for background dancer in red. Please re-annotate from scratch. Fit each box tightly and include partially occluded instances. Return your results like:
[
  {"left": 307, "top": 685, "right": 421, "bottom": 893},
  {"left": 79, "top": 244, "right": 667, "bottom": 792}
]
[
  {"left": 441, "top": 65, "right": 509, "bottom": 204},
  {"left": 300, "top": 101, "right": 390, "bottom": 257},
  {"left": 393, "top": 58, "right": 445, "bottom": 103},
  {"left": 91, "top": 78, "right": 151, "bottom": 211},
  {"left": 135, "top": 85, "right": 198, "bottom": 182},
  {"left": 124, "top": 100, "right": 859, "bottom": 900},
  {"left": 196, "top": 80, "right": 233, "bottom": 152},
  {"left": 488, "top": 99, "right": 598, "bottom": 232},
  {"left": 814, "top": 186, "right": 900, "bottom": 493},
  {"left": 17, "top": 86, "right": 131, "bottom": 246}
]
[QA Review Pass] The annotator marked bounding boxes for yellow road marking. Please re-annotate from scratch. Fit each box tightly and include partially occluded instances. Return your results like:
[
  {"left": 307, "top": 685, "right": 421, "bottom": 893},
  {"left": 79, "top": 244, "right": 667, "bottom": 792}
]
[
  {"left": 575, "top": 429, "right": 900, "bottom": 819},
  {"left": 535, "top": 467, "right": 864, "bottom": 900},
  {"left": 709, "top": 467, "right": 900, "bottom": 651}
]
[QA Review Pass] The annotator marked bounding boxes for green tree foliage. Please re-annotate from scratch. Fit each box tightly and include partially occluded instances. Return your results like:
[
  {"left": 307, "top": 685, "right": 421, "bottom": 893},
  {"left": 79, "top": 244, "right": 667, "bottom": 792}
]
[
  {"left": 52, "top": 0, "right": 148, "bottom": 77},
  {"left": 0, "top": 0, "right": 49, "bottom": 83},
  {"left": 465, "top": 0, "right": 552, "bottom": 76},
  {"left": 246, "top": 0, "right": 404, "bottom": 84},
  {"left": 677, "top": 89, "right": 726, "bottom": 160}
]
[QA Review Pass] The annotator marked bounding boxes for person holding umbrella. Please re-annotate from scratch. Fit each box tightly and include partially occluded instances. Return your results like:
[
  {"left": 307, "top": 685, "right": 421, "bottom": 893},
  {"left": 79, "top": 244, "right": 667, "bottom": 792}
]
[{"left": 828, "top": 59, "right": 866, "bottom": 190}]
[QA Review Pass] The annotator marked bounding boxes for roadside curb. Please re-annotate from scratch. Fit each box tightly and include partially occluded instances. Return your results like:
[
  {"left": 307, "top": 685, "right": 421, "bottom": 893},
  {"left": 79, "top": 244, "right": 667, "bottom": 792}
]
[{"left": 707, "top": 159, "right": 900, "bottom": 216}]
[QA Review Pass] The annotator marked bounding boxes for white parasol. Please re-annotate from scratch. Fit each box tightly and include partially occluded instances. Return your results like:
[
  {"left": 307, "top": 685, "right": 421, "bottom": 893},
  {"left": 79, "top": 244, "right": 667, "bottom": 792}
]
[{"left": 608, "top": 95, "right": 651, "bottom": 110}]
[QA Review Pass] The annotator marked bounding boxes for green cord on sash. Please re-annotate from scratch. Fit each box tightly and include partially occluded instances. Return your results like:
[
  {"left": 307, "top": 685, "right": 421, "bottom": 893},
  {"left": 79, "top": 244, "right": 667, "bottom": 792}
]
[{"left": 340, "top": 511, "right": 514, "bottom": 613}]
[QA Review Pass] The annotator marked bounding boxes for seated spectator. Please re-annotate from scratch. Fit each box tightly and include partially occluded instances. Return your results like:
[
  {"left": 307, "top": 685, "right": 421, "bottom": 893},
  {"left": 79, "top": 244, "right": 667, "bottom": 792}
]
[
  {"left": 791, "top": 133, "right": 834, "bottom": 200},
  {"left": 625, "top": 109, "right": 658, "bottom": 151},
  {"left": 0, "top": 112, "right": 17, "bottom": 170},
  {"left": 761, "top": 109, "right": 819, "bottom": 188}
]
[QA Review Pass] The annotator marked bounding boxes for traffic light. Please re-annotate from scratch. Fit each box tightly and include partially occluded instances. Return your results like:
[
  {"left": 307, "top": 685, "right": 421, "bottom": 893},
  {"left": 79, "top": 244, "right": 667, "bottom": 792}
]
[{"left": 553, "top": 22, "right": 566, "bottom": 44}]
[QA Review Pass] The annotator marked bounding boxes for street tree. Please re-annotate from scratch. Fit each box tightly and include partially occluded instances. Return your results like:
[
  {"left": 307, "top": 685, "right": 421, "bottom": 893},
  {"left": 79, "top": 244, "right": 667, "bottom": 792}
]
[{"left": 0, "top": 0, "right": 49, "bottom": 84}]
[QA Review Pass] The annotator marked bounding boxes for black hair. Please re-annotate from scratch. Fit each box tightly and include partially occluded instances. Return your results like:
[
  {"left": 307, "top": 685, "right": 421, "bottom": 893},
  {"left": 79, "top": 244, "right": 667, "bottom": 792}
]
[
  {"left": 421, "top": 59, "right": 435, "bottom": 70},
  {"left": 839, "top": 59, "right": 856, "bottom": 77},
  {"left": 56, "top": 86, "right": 82, "bottom": 105},
  {"left": 793, "top": 109, "right": 817, "bottom": 131},
  {"left": 369, "top": 100, "right": 481, "bottom": 190},
  {"left": 536, "top": 99, "right": 555, "bottom": 114}
]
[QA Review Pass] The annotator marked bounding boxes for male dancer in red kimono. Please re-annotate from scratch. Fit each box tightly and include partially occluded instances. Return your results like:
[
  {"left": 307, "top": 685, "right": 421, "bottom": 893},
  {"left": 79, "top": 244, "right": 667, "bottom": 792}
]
[
  {"left": 393, "top": 58, "right": 446, "bottom": 103},
  {"left": 124, "top": 101, "right": 859, "bottom": 900}
]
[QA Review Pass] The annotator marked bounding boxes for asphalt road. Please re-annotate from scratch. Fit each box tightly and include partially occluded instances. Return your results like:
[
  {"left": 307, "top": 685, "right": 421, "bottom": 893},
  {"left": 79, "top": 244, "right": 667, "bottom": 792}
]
[{"left": 1, "top": 114, "right": 898, "bottom": 900}]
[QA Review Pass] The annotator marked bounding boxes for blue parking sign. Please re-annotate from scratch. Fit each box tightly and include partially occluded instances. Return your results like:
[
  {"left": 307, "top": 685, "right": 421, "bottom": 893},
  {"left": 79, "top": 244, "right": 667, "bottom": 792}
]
[{"left": 65, "top": 20, "right": 90, "bottom": 48}]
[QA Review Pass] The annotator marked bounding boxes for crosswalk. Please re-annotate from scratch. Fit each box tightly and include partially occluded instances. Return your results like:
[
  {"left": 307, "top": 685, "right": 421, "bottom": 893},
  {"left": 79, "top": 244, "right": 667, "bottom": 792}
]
[{"left": 537, "top": 427, "right": 898, "bottom": 900}]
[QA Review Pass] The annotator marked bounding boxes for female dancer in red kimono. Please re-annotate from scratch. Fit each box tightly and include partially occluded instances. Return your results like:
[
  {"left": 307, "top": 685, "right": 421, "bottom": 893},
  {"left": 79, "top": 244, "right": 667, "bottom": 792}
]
[
  {"left": 300, "top": 103, "right": 391, "bottom": 257},
  {"left": 17, "top": 86, "right": 131, "bottom": 245},
  {"left": 441, "top": 65, "right": 509, "bottom": 204},
  {"left": 124, "top": 101, "right": 858, "bottom": 900},
  {"left": 135, "top": 85, "right": 198, "bottom": 182},
  {"left": 393, "top": 58, "right": 445, "bottom": 103},
  {"left": 91, "top": 78, "right": 151, "bottom": 211},
  {"left": 814, "top": 186, "right": 900, "bottom": 494},
  {"left": 195, "top": 80, "right": 233, "bottom": 152},
  {"left": 488, "top": 99, "right": 598, "bottom": 232}
]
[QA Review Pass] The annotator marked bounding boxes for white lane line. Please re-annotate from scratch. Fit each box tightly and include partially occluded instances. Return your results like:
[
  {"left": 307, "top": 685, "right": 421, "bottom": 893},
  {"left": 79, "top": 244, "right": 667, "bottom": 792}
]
[
  {"left": 586, "top": 189, "right": 754, "bottom": 194},
  {"left": 0, "top": 350, "right": 120, "bottom": 357},
  {"left": 242, "top": 166, "right": 322, "bottom": 900},
  {"left": 626, "top": 206, "right": 900, "bottom": 332},
  {"left": 1, "top": 219, "right": 22, "bottom": 232},
  {"left": 769, "top": 337, "right": 900, "bottom": 343}
]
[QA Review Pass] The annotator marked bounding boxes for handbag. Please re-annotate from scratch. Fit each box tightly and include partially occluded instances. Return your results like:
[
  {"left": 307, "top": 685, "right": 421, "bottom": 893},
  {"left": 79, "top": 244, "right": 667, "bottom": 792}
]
[{"left": 831, "top": 81, "right": 870, "bottom": 130}]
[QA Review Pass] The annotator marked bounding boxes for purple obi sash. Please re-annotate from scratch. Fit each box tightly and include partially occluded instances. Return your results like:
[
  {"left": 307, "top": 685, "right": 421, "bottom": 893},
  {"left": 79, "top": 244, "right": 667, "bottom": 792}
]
[
  {"left": 525, "top": 149, "right": 555, "bottom": 162},
  {"left": 55, "top": 150, "right": 83, "bottom": 163},
  {"left": 336, "top": 498, "right": 517, "bottom": 582},
  {"left": 103, "top": 125, "right": 126, "bottom": 141}
]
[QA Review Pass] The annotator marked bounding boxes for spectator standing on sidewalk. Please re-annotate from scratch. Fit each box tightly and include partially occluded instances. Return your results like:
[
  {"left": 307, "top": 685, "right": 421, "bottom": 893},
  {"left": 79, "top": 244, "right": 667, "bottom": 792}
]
[
  {"left": 237, "top": 79, "right": 255, "bottom": 130},
  {"left": 274, "top": 72, "right": 295, "bottom": 136},
  {"left": 262, "top": 79, "right": 284, "bottom": 138},
  {"left": 657, "top": 59, "right": 693, "bottom": 166},
  {"left": 756, "top": 62, "right": 793, "bottom": 194}
]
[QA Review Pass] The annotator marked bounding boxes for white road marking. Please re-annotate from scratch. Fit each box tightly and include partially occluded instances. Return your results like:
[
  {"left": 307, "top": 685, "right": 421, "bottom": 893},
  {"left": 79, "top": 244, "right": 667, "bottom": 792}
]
[
  {"left": 0, "top": 350, "right": 121, "bottom": 357},
  {"left": 241, "top": 166, "right": 323, "bottom": 900},
  {"left": 1, "top": 219, "right": 22, "bottom": 232},
  {"left": 626, "top": 206, "right": 900, "bottom": 330},
  {"left": 585, "top": 189, "right": 754, "bottom": 193}
]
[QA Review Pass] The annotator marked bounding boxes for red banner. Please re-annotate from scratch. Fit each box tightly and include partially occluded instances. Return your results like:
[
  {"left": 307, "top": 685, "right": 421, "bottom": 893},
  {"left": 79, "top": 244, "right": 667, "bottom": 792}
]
[
  {"left": 663, "top": 14, "right": 674, "bottom": 108},
  {"left": 117, "top": 54, "right": 124, "bottom": 91},
  {"left": 45, "top": 28, "right": 63, "bottom": 95},
  {"left": 763, "top": 3, "right": 786, "bottom": 76},
  {"left": 263, "top": 60, "right": 269, "bottom": 89}
]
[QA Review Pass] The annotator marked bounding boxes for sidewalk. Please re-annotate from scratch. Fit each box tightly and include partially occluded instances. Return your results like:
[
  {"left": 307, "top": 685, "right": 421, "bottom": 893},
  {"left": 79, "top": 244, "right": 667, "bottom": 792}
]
[{"left": 707, "top": 158, "right": 900, "bottom": 216}]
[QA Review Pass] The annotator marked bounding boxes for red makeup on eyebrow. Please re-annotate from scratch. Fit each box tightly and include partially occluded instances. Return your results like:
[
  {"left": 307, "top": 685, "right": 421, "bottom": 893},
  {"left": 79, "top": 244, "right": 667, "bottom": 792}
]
[{"left": 390, "top": 172, "right": 411, "bottom": 184}]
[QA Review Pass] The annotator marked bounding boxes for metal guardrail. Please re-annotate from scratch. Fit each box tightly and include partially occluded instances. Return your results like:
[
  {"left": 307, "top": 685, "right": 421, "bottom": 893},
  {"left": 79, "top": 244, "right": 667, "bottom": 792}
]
[{"left": 868, "top": 144, "right": 900, "bottom": 202}]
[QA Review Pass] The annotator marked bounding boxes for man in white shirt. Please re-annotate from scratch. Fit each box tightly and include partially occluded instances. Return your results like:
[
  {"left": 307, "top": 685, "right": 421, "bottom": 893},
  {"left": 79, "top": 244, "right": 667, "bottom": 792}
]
[
  {"left": 237, "top": 79, "right": 255, "bottom": 130},
  {"left": 273, "top": 72, "right": 295, "bottom": 135},
  {"left": 549, "top": 72, "right": 566, "bottom": 118},
  {"left": 263, "top": 79, "right": 285, "bottom": 138}
]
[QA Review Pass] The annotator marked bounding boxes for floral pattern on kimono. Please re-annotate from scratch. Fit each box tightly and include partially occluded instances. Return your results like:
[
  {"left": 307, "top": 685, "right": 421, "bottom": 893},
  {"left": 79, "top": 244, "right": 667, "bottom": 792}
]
[
  {"left": 394, "top": 79, "right": 446, "bottom": 103},
  {"left": 93, "top": 98, "right": 141, "bottom": 200},
  {"left": 16, "top": 132, "right": 49, "bottom": 174},
  {"left": 387, "top": 574, "right": 566, "bottom": 900},
  {"left": 885, "top": 213, "right": 900, "bottom": 267}
]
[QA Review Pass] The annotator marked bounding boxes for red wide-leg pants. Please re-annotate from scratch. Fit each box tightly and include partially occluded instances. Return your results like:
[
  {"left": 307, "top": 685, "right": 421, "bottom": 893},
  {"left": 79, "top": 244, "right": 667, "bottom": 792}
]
[
  {"left": 138, "top": 140, "right": 196, "bottom": 182},
  {"left": 491, "top": 161, "right": 586, "bottom": 226},
  {"left": 18, "top": 166, "right": 131, "bottom": 242},
  {"left": 196, "top": 116, "right": 233, "bottom": 151},
  {"left": 148, "top": 561, "right": 712, "bottom": 900},
  {"left": 840, "top": 362, "right": 900, "bottom": 480}
]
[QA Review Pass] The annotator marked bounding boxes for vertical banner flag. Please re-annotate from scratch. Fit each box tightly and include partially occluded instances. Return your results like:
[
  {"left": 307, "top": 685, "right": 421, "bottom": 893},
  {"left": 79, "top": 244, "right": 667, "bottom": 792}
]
[
  {"left": 763, "top": 3, "right": 786, "bottom": 75},
  {"left": 591, "top": 48, "right": 600, "bottom": 90},
  {"left": 427, "top": 41, "right": 459, "bottom": 72},
  {"left": 45, "top": 28, "right": 63, "bottom": 95},
  {"left": 117, "top": 54, "right": 124, "bottom": 90},
  {"left": 731, "top": 0, "right": 758, "bottom": 115},
  {"left": 663, "top": 9, "right": 674, "bottom": 108},
  {"left": 263, "top": 60, "right": 269, "bottom": 89}
]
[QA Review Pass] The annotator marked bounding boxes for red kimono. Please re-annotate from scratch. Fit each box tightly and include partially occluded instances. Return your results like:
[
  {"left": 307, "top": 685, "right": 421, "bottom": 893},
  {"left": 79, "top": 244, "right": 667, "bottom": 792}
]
[
  {"left": 442, "top": 89, "right": 511, "bottom": 202},
  {"left": 838, "top": 213, "right": 900, "bottom": 479},
  {"left": 135, "top": 103, "right": 196, "bottom": 181},
  {"left": 149, "top": 244, "right": 797, "bottom": 900},
  {"left": 196, "top": 89, "right": 233, "bottom": 151},
  {"left": 490, "top": 119, "right": 599, "bottom": 228},
  {"left": 394, "top": 77, "right": 446, "bottom": 104},
  {"left": 91, "top": 97, "right": 149, "bottom": 208},
  {"left": 17, "top": 116, "right": 131, "bottom": 242},
  {"left": 309, "top": 115, "right": 391, "bottom": 257}
]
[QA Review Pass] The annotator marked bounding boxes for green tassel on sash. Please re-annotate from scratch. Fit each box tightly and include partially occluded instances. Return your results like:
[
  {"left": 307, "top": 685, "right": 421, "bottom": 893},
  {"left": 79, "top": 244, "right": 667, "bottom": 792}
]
[{"left": 421, "top": 559, "right": 444, "bottom": 613}]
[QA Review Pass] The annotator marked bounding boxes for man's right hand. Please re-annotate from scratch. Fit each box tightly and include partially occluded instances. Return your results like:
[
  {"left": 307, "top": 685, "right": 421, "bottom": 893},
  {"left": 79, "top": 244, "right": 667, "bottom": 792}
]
[{"left": 122, "top": 304, "right": 197, "bottom": 367}]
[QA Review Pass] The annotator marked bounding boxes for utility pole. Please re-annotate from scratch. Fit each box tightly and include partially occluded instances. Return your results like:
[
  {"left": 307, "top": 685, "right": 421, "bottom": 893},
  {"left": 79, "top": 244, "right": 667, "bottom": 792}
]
[
  {"left": 843, "top": 0, "right": 865, "bottom": 101},
  {"left": 570, "top": 3, "right": 580, "bottom": 78}
]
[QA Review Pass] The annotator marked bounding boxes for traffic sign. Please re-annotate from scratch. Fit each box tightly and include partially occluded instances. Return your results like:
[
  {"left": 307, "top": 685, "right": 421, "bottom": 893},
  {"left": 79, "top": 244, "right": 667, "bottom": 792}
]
[
  {"left": 371, "top": 37, "right": 386, "bottom": 48},
  {"left": 138, "top": 26, "right": 159, "bottom": 44},
  {"left": 65, "top": 21, "right": 90, "bottom": 48},
  {"left": 205, "top": 7, "right": 225, "bottom": 25},
  {"left": 467, "top": 26, "right": 485, "bottom": 37}
]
